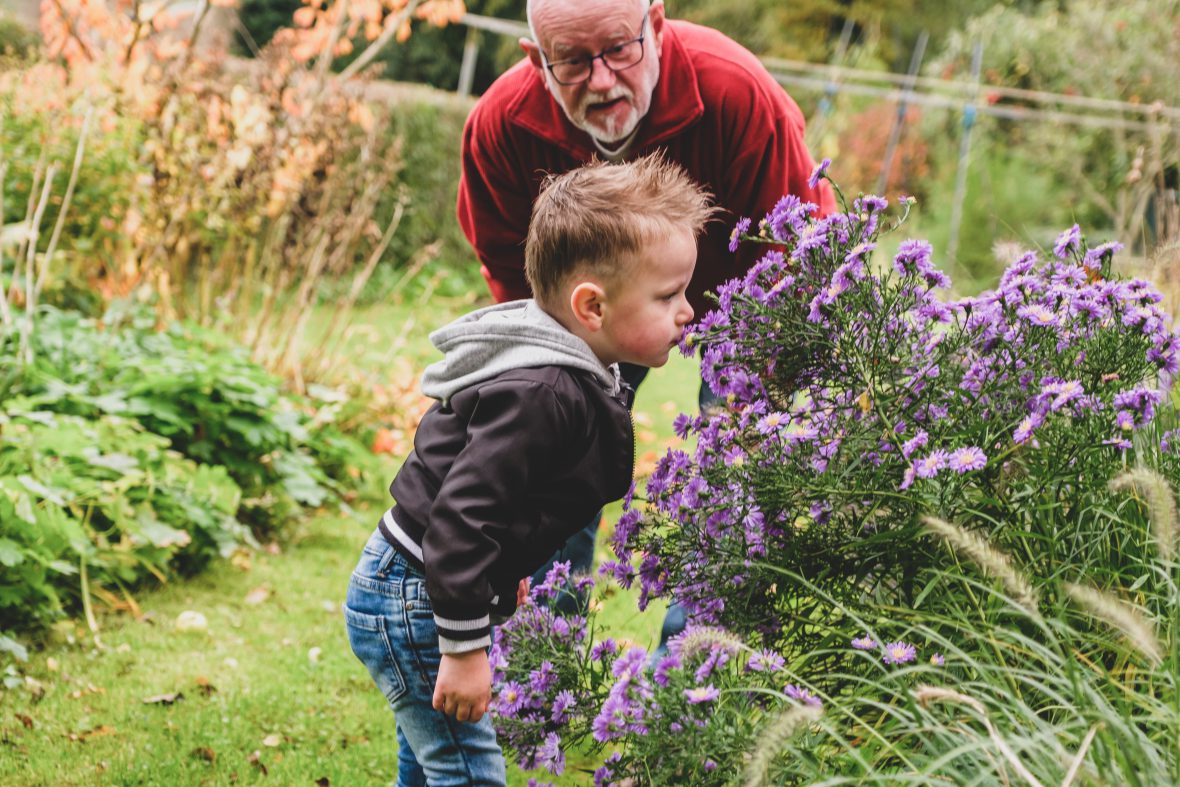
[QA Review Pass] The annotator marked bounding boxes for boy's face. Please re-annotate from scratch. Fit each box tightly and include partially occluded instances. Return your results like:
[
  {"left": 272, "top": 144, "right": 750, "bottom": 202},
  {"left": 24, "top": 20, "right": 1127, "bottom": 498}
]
[{"left": 597, "top": 227, "right": 696, "bottom": 368}]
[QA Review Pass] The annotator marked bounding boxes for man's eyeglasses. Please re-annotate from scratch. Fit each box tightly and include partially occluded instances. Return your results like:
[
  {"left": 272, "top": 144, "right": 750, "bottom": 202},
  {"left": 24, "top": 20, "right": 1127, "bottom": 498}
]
[{"left": 540, "top": 11, "right": 649, "bottom": 86}]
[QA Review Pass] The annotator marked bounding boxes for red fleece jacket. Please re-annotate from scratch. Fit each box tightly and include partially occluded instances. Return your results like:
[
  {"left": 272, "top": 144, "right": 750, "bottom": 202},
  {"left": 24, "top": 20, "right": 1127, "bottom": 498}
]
[{"left": 457, "top": 20, "right": 835, "bottom": 315}]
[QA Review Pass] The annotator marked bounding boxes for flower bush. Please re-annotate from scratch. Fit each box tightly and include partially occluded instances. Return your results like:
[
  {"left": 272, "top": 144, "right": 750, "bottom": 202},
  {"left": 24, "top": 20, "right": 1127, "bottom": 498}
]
[
  {"left": 605, "top": 164, "right": 1178, "bottom": 648},
  {"left": 495, "top": 164, "right": 1180, "bottom": 784}
]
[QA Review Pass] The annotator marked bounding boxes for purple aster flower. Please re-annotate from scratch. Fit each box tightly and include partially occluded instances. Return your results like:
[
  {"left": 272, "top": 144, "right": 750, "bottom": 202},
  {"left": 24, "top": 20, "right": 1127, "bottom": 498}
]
[
  {"left": 1082, "top": 240, "right": 1123, "bottom": 271},
  {"left": 901, "top": 430, "right": 928, "bottom": 459},
  {"left": 947, "top": 446, "right": 987, "bottom": 473},
  {"left": 893, "top": 239, "right": 935, "bottom": 278},
  {"left": 914, "top": 450, "right": 949, "bottom": 479},
  {"left": 685, "top": 685, "right": 720, "bottom": 704},
  {"left": 882, "top": 641, "right": 917, "bottom": 665},
  {"left": 594, "top": 752, "right": 622, "bottom": 787},
  {"left": 729, "top": 217, "right": 752, "bottom": 253},
  {"left": 1016, "top": 303, "right": 1060, "bottom": 328},
  {"left": 784, "top": 683, "right": 822, "bottom": 707},
  {"left": 929, "top": 653, "right": 945, "bottom": 666},
  {"left": 551, "top": 689, "right": 576, "bottom": 723},
  {"left": 747, "top": 649, "right": 786, "bottom": 673},
  {"left": 529, "top": 661, "right": 558, "bottom": 694},
  {"left": 808, "top": 157, "right": 832, "bottom": 189},
  {"left": 1013, "top": 411, "right": 1045, "bottom": 444},
  {"left": 498, "top": 681, "right": 527, "bottom": 715},
  {"left": 704, "top": 759, "right": 718, "bottom": 772},
  {"left": 854, "top": 195, "right": 888, "bottom": 214},
  {"left": 851, "top": 635, "right": 877, "bottom": 651},
  {"left": 1053, "top": 224, "right": 1082, "bottom": 258},
  {"left": 590, "top": 639, "right": 618, "bottom": 662}
]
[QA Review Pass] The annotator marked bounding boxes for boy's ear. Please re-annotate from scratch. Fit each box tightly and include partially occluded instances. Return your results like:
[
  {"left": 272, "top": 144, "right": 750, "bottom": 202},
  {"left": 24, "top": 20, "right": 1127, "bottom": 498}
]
[{"left": 569, "top": 281, "right": 606, "bottom": 331}]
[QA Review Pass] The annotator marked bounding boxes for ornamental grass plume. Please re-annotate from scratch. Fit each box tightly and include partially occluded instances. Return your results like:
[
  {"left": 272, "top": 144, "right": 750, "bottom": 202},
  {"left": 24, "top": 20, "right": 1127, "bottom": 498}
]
[
  {"left": 1063, "top": 582, "right": 1164, "bottom": 667},
  {"left": 913, "top": 685, "right": 1044, "bottom": 787},
  {"left": 1109, "top": 467, "right": 1179, "bottom": 561},
  {"left": 741, "top": 704, "right": 823, "bottom": 787},
  {"left": 922, "top": 516, "right": 1040, "bottom": 618}
]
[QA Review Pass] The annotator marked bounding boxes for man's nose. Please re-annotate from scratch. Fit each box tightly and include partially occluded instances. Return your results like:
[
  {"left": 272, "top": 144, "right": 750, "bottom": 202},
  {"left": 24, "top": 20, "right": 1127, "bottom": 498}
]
[{"left": 586, "top": 56, "right": 617, "bottom": 93}]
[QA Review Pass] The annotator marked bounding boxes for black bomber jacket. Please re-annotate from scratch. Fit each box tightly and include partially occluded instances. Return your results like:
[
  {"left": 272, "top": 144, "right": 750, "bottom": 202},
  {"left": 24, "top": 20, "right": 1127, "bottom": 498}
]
[{"left": 378, "top": 362, "right": 634, "bottom": 654}]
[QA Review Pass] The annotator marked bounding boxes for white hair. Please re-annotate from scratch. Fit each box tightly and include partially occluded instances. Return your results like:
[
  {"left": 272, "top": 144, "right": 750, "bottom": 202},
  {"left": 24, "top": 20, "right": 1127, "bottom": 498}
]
[{"left": 526, "top": 0, "right": 653, "bottom": 45}]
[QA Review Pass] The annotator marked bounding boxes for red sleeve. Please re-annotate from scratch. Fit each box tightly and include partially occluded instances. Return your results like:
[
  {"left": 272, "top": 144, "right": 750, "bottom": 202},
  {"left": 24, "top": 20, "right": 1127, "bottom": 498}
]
[{"left": 456, "top": 104, "right": 534, "bottom": 304}]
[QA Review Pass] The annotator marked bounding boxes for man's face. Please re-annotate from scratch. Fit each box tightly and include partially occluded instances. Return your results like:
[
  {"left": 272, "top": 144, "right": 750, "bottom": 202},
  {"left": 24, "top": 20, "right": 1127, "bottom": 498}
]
[{"left": 526, "top": 0, "right": 664, "bottom": 144}]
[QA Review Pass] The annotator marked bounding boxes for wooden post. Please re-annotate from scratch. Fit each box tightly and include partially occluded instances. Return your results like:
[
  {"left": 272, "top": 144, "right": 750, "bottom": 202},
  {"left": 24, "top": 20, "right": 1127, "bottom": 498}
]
[
  {"left": 947, "top": 40, "right": 984, "bottom": 270},
  {"left": 457, "top": 26, "right": 481, "bottom": 97},
  {"left": 876, "top": 30, "right": 928, "bottom": 196}
]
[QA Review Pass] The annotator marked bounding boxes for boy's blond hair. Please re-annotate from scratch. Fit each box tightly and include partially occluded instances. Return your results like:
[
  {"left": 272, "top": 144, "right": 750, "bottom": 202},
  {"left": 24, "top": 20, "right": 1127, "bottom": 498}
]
[{"left": 525, "top": 153, "right": 715, "bottom": 309}]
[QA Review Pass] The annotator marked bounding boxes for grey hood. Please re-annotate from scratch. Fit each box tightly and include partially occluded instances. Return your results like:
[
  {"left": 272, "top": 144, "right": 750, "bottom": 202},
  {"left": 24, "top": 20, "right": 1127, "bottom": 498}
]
[{"left": 420, "top": 300, "right": 621, "bottom": 403}]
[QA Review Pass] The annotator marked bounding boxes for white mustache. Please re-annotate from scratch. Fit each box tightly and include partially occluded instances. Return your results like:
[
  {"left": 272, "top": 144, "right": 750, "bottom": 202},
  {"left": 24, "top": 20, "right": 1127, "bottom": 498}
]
[{"left": 582, "top": 85, "right": 632, "bottom": 105}]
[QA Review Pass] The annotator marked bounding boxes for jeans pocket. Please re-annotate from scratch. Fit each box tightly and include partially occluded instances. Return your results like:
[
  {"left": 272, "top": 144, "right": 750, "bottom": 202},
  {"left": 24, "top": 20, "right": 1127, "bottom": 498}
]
[{"left": 344, "top": 606, "right": 408, "bottom": 705}]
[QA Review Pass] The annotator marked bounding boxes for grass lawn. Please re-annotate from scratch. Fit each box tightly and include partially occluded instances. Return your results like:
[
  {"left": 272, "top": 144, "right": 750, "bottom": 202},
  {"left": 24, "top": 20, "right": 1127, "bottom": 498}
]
[{"left": 0, "top": 297, "right": 703, "bottom": 785}]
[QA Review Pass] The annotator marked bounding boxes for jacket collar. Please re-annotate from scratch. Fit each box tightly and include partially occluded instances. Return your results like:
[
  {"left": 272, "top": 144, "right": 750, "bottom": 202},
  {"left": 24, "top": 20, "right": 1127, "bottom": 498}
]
[{"left": 505, "top": 21, "right": 704, "bottom": 159}]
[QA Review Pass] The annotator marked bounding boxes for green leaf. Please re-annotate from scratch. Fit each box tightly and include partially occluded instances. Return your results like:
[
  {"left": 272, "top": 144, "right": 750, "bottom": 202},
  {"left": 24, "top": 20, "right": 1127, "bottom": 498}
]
[
  {"left": 0, "top": 538, "right": 25, "bottom": 567},
  {"left": 0, "top": 634, "right": 29, "bottom": 662},
  {"left": 17, "top": 475, "right": 68, "bottom": 506},
  {"left": 84, "top": 450, "right": 140, "bottom": 473}
]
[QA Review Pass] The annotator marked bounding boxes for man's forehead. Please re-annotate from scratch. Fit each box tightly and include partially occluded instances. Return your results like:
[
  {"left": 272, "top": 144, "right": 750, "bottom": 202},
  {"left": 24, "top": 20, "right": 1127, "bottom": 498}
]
[{"left": 532, "top": 0, "right": 647, "bottom": 50}]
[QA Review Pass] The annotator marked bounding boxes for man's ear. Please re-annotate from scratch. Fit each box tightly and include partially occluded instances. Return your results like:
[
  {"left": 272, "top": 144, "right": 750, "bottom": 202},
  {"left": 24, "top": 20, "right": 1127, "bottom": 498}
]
[
  {"left": 520, "top": 37, "right": 544, "bottom": 73},
  {"left": 569, "top": 281, "right": 606, "bottom": 331},
  {"left": 650, "top": 0, "right": 666, "bottom": 55}
]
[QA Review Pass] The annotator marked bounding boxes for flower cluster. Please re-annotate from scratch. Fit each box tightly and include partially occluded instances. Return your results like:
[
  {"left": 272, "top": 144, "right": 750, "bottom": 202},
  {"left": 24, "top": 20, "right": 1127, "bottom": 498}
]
[
  {"left": 493, "top": 570, "right": 820, "bottom": 786},
  {"left": 590, "top": 626, "right": 820, "bottom": 786},
  {"left": 607, "top": 178, "right": 1179, "bottom": 644},
  {"left": 850, "top": 635, "right": 944, "bottom": 667},
  {"left": 489, "top": 562, "right": 607, "bottom": 782}
]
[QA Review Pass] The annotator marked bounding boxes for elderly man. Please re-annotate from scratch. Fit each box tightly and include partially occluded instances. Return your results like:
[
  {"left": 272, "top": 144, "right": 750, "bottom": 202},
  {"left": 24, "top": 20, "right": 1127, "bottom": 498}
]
[{"left": 456, "top": 0, "right": 833, "bottom": 610}]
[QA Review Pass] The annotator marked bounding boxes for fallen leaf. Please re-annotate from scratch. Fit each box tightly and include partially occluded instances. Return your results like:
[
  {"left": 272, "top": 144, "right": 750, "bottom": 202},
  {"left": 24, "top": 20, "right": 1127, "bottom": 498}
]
[
  {"left": 247, "top": 750, "right": 268, "bottom": 776},
  {"left": 143, "top": 692, "right": 184, "bottom": 705},
  {"left": 175, "top": 610, "right": 208, "bottom": 632},
  {"left": 195, "top": 676, "right": 217, "bottom": 697},
  {"left": 15, "top": 713, "right": 33, "bottom": 729},
  {"left": 262, "top": 733, "right": 283, "bottom": 747},
  {"left": 230, "top": 549, "right": 253, "bottom": 572},
  {"left": 68, "top": 724, "right": 116, "bottom": 741},
  {"left": 191, "top": 746, "right": 216, "bottom": 763},
  {"left": 244, "top": 586, "right": 271, "bottom": 606}
]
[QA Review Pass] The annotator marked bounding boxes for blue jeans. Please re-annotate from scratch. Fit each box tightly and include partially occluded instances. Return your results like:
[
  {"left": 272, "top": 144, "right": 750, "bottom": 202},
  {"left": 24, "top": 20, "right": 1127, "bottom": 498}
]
[{"left": 345, "top": 529, "right": 507, "bottom": 787}]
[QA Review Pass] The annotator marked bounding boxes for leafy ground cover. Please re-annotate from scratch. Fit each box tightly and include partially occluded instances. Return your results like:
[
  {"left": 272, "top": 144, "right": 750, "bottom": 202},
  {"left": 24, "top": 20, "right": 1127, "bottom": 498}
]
[{"left": 0, "top": 298, "right": 700, "bottom": 785}]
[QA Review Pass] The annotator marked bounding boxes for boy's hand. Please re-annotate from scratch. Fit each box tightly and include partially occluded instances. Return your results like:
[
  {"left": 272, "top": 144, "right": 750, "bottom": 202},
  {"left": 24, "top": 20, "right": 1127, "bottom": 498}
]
[
  {"left": 433, "top": 650, "right": 491, "bottom": 722},
  {"left": 516, "top": 577, "right": 530, "bottom": 606}
]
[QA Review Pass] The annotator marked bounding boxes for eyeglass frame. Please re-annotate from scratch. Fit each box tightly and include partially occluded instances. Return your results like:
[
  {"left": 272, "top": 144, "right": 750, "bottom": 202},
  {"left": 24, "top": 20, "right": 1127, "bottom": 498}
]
[{"left": 538, "top": 9, "right": 651, "bottom": 86}]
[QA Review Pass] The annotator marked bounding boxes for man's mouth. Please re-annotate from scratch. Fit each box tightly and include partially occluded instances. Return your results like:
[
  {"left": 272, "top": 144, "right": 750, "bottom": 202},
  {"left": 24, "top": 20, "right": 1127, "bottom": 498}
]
[{"left": 587, "top": 96, "right": 627, "bottom": 113}]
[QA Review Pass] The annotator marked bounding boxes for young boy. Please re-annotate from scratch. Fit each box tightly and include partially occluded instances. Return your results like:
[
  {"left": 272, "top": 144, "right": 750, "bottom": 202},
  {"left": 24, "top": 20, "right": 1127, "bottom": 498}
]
[{"left": 344, "top": 153, "right": 714, "bottom": 786}]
